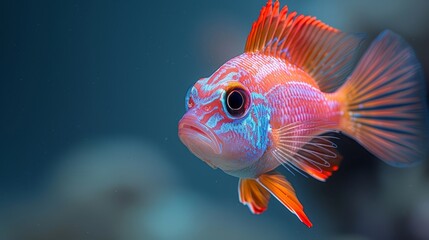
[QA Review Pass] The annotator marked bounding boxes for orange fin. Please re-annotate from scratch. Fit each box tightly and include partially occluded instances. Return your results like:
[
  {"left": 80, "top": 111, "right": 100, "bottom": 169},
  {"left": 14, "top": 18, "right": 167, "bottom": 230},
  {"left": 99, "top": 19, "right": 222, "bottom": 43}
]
[
  {"left": 271, "top": 121, "right": 342, "bottom": 181},
  {"left": 336, "top": 30, "right": 428, "bottom": 166},
  {"left": 245, "top": 0, "right": 365, "bottom": 92},
  {"left": 257, "top": 172, "right": 312, "bottom": 227},
  {"left": 238, "top": 178, "right": 270, "bottom": 214}
]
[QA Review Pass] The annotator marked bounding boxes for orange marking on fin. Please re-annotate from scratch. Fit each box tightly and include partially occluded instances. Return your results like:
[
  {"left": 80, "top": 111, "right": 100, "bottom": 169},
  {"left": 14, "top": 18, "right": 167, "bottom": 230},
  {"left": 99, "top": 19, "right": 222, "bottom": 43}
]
[
  {"left": 238, "top": 178, "right": 270, "bottom": 214},
  {"left": 294, "top": 136, "right": 342, "bottom": 181},
  {"left": 257, "top": 172, "right": 313, "bottom": 227},
  {"left": 271, "top": 122, "right": 342, "bottom": 182},
  {"left": 244, "top": 0, "right": 366, "bottom": 92}
]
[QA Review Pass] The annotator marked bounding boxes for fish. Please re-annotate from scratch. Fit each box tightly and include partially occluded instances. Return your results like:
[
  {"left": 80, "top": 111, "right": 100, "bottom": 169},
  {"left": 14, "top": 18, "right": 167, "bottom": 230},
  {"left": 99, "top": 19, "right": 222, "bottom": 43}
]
[{"left": 178, "top": 0, "right": 428, "bottom": 227}]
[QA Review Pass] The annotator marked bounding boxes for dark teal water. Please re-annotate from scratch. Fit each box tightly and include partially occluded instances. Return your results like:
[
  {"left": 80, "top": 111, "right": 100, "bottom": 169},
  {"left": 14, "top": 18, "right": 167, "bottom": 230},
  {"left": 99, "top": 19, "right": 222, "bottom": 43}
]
[{"left": 1, "top": 1, "right": 429, "bottom": 239}]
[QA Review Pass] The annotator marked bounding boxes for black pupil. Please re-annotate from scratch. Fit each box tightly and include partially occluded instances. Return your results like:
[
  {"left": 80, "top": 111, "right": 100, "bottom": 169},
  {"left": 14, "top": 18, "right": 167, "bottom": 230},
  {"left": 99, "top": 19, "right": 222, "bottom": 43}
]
[{"left": 227, "top": 90, "right": 246, "bottom": 116}]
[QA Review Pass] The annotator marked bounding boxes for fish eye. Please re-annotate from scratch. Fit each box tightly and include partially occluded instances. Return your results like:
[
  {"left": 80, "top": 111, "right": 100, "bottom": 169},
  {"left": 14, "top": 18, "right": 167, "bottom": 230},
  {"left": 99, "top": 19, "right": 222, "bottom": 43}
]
[
  {"left": 225, "top": 87, "right": 250, "bottom": 118},
  {"left": 227, "top": 90, "right": 244, "bottom": 110}
]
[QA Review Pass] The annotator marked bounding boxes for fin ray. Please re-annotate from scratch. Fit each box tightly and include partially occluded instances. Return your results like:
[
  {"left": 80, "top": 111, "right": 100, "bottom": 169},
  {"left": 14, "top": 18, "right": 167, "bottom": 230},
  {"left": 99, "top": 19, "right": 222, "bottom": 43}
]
[{"left": 271, "top": 121, "right": 342, "bottom": 181}]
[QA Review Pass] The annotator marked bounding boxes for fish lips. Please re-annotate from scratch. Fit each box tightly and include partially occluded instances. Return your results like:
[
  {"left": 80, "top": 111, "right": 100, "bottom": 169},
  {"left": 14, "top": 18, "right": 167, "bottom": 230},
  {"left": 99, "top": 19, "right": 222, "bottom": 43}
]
[{"left": 178, "top": 116, "right": 222, "bottom": 168}]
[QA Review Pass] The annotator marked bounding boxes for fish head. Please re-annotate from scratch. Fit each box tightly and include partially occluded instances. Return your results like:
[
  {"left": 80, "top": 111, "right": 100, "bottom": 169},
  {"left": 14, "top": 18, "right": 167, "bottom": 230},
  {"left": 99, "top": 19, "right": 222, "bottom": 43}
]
[{"left": 178, "top": 65, "right": 271, "bottom": 173}]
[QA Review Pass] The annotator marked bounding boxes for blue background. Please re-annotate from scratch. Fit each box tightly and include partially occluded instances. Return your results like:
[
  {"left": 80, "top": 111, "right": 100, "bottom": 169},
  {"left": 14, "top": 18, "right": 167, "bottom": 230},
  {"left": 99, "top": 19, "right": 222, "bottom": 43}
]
[{"left": 1, "top": 1, "right": 429, "bottom": 239}]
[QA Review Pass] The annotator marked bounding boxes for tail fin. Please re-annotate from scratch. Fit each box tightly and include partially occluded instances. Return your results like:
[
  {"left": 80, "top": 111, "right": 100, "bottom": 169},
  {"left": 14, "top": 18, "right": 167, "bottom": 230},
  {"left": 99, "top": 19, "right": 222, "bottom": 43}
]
[{"left": 336, "top": 30, "right": 428, "bottom": 167}]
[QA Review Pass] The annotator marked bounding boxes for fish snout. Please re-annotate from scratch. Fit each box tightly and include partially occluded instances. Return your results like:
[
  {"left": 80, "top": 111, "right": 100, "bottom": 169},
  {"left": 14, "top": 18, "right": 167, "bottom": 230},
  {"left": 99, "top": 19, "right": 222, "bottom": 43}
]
[{"left": 178, "top": 115, "right": 222, "bottom": 162}]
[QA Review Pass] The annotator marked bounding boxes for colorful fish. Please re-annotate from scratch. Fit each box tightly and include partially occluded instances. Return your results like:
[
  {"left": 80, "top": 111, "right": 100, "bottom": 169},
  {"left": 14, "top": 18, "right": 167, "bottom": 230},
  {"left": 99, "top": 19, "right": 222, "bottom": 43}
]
[{"left": 178, "top": 0, "right": 427, "bottom": 227}]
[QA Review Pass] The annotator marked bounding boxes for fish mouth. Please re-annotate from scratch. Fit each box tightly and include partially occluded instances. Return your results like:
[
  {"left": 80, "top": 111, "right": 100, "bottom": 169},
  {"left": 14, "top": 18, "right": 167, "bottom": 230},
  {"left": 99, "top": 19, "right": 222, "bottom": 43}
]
[{"left": 178, "top": 118, "right": 222, "bottom": 164}]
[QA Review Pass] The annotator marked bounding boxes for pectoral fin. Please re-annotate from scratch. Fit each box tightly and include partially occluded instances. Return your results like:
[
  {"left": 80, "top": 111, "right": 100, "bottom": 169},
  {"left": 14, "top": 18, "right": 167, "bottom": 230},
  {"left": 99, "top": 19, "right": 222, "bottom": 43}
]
[{"left": 271, "top": 122, "right": 342, "bottom": 181}]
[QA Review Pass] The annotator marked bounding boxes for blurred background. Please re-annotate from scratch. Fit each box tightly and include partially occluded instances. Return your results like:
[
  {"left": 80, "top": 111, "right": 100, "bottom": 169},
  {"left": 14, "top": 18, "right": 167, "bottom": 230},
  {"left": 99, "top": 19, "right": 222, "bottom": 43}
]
[{"left": 1, "top": 0, "right": 429, "bottom": 239}]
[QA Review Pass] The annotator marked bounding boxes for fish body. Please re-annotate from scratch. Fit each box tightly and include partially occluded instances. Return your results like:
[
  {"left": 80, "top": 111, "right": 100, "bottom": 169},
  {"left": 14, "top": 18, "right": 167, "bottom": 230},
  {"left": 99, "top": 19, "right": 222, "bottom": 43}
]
[
  {"left": 178, "top": 0, "right": 427, "bottom": 227},
  {"left": 187, "top": 53, "right": 341, "bottom": 178}
]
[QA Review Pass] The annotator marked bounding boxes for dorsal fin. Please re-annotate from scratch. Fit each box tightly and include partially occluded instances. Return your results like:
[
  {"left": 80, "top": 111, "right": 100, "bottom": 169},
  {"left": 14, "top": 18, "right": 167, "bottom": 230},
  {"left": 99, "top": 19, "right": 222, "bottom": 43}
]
[{"left": 245, "top": 0, "right": 366, "bottom": 92}]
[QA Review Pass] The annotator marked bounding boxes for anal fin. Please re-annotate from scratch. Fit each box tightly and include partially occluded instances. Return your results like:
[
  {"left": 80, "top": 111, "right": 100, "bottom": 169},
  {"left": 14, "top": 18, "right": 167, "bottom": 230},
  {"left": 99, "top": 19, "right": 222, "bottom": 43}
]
[{"left": 257, "top": 172, "right": 312, "bottom": 227}]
